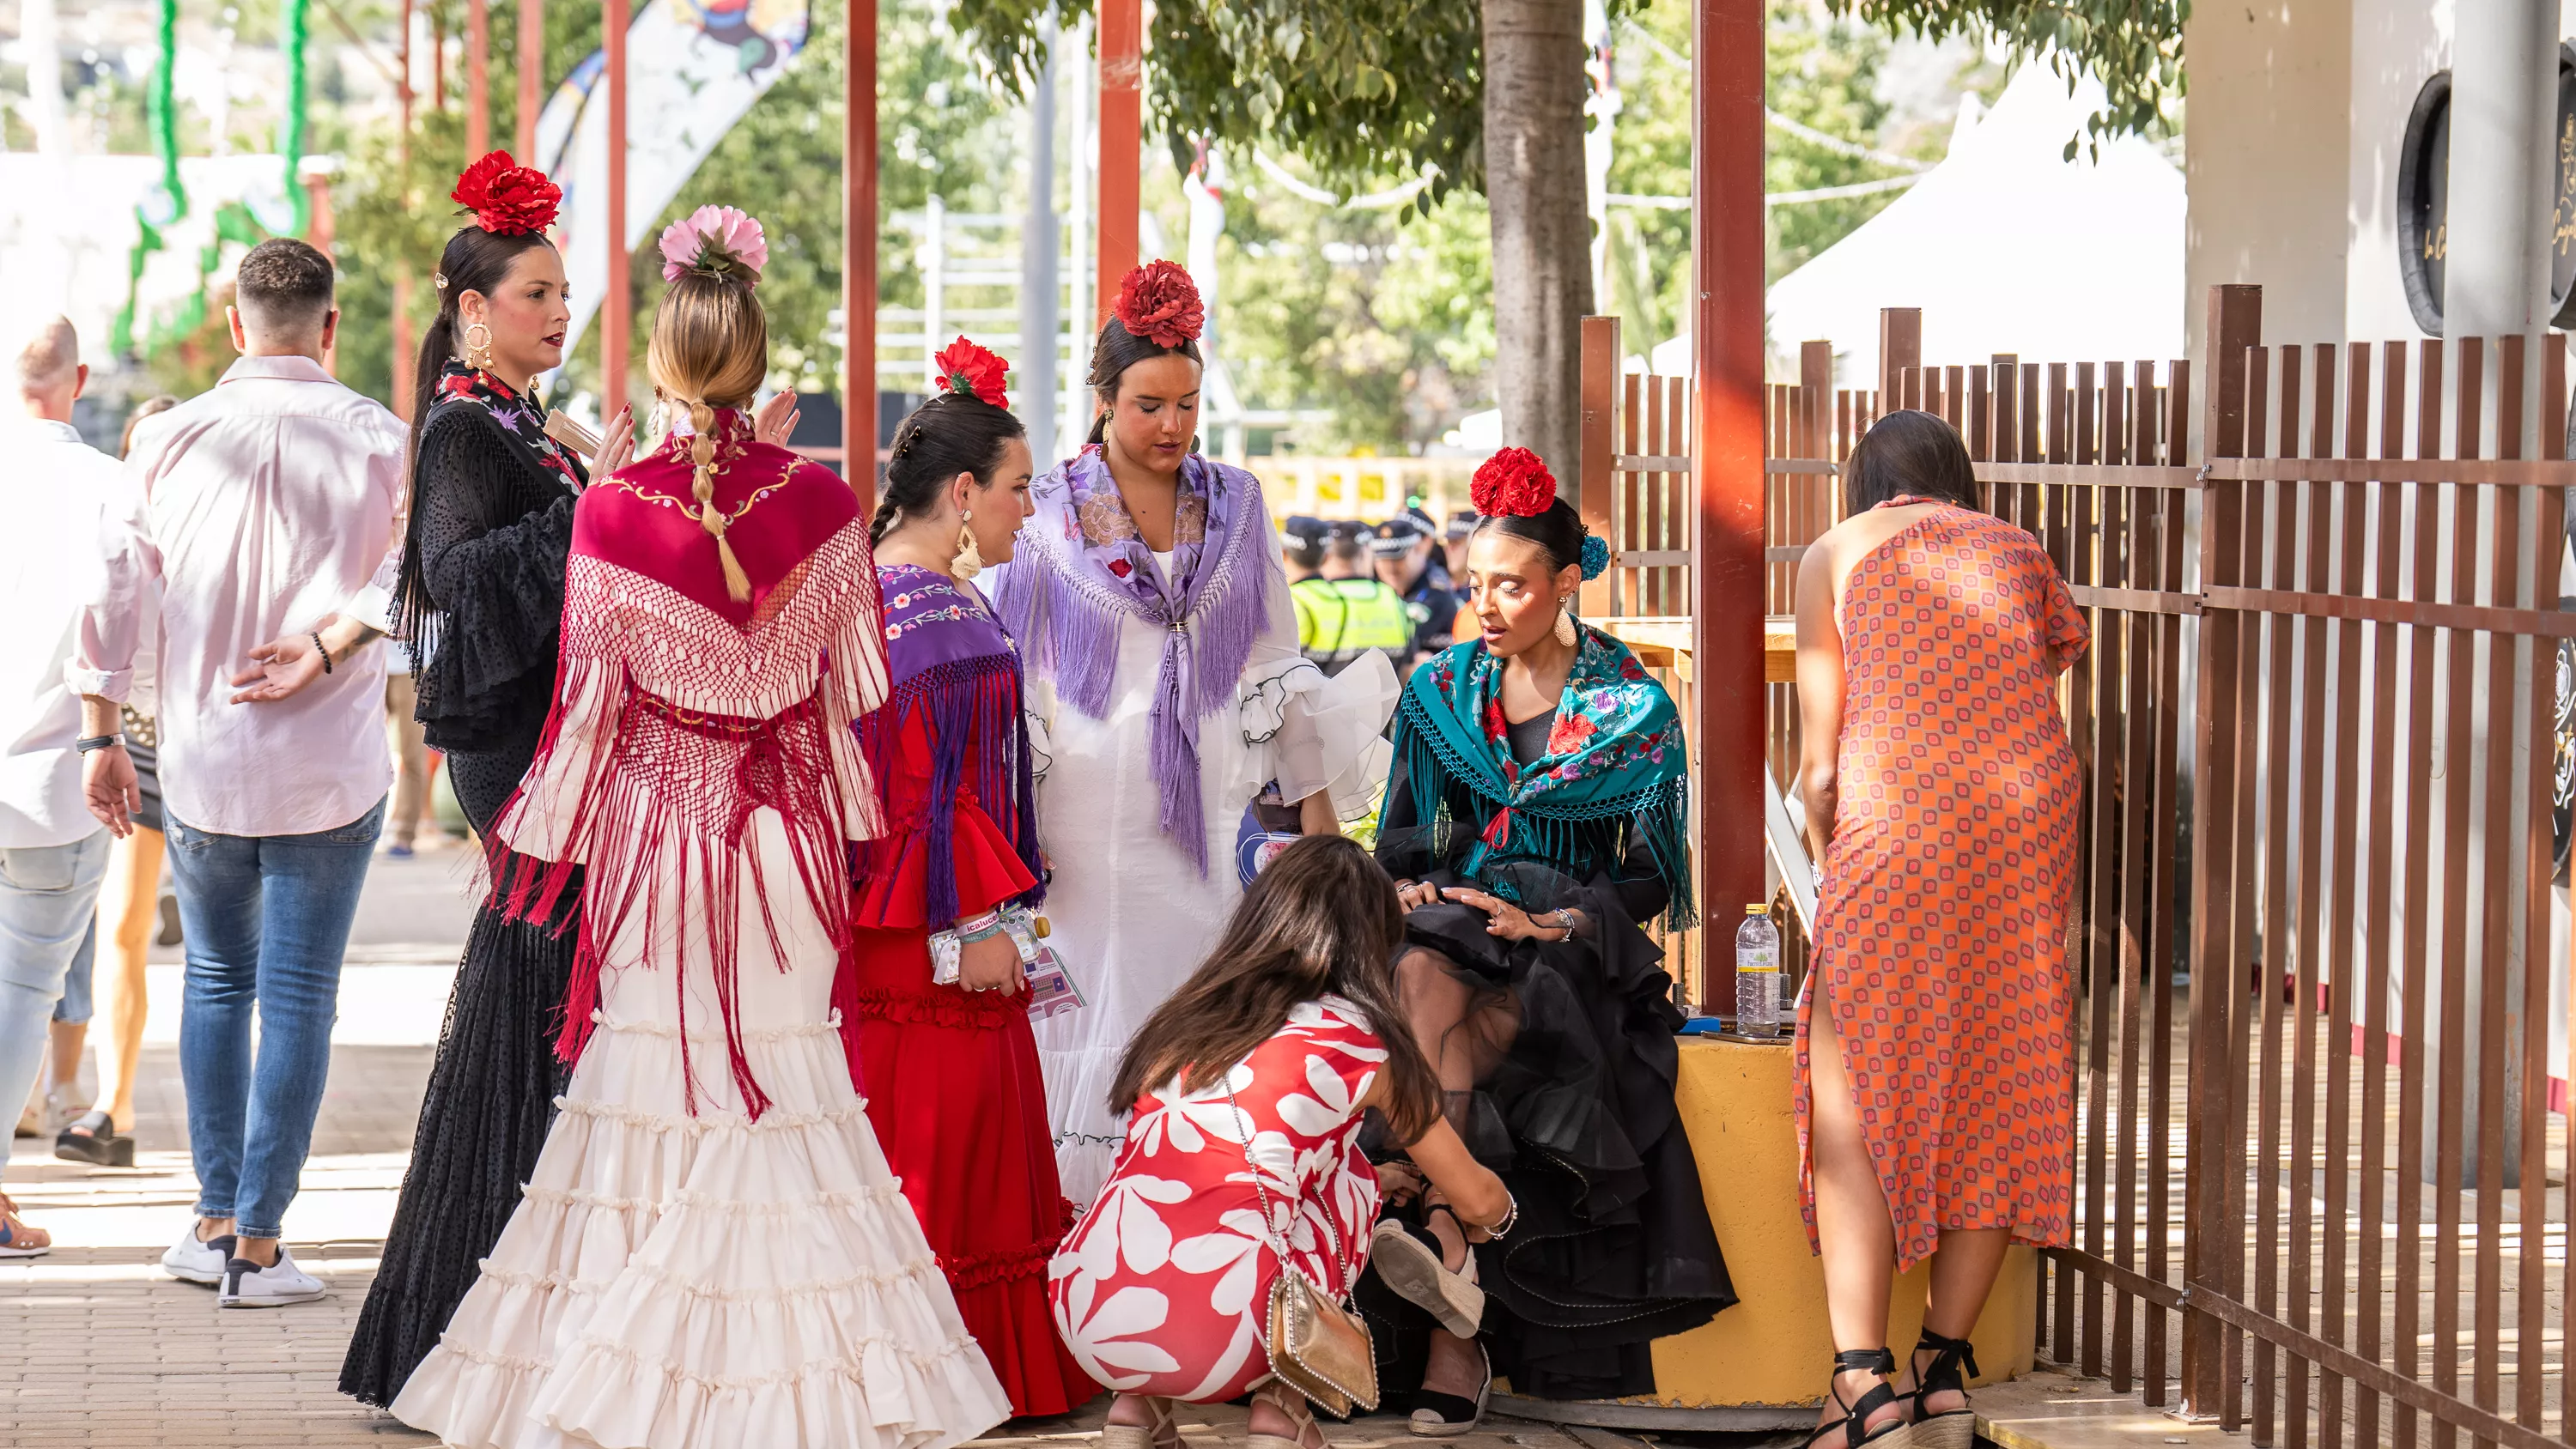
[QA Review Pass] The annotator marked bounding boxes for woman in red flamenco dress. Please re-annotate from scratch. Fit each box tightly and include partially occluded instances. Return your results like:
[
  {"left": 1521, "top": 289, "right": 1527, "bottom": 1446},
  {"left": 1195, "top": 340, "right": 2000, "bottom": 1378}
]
[{"left": 850, "top": 341, "right": 1097, "bottom": 1418}]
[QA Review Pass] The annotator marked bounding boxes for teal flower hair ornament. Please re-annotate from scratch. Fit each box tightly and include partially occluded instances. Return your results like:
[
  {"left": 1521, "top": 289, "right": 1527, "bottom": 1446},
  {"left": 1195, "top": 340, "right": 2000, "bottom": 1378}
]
[{"left": 1580, "top": 533, "right": 1610, "bottom": 581}]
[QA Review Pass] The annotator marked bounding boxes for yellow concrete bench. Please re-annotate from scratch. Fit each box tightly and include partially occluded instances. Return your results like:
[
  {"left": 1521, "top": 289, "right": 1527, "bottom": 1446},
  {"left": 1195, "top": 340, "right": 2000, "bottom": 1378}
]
[{"left": 1494, "top": 1037, "right": 2037, "bottom": 1431}]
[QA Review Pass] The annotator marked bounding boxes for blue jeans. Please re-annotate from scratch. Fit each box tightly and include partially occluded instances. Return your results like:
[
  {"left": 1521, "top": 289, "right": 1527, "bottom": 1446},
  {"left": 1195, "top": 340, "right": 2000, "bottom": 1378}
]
[
  {"left": 0, "top": 833, "right": 112, "bottom": 1143},
  {"left": 52, "top": 918, "right": 98, "bottom": 1025},
  {"left": 168, "top": 797, "right": 384, "bottom": 1240}
]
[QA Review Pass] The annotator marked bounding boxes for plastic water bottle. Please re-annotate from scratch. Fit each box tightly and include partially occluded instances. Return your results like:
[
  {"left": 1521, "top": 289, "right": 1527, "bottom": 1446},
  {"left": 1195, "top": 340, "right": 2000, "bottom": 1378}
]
[{"left": 1735, "top": 904, "right": 1782, "bottom": 1033}]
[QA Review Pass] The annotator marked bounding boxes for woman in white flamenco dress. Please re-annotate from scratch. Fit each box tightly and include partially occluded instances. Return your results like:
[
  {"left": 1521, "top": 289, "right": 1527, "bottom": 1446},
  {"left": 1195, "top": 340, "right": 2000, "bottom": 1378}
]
[
  {"left": 392, "top": 208, "right": 1013, "bottom": 1449},
  {"left": 988, "top": 261, "right": 1395, "bottom": 1203}
]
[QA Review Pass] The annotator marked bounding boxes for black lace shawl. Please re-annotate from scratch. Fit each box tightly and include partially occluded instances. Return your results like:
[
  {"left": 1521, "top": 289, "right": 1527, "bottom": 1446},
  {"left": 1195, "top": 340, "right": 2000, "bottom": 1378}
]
[{"left": 394, "top": 397, "right": 586, "bottom": 756}]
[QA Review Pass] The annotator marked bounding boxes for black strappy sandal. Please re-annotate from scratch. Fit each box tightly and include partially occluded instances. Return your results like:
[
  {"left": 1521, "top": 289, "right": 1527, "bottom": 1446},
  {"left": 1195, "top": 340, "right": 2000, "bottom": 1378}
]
[
  {"left": 1809, "top": 1348, "right": 1904, "bottom": 1449},
  {"left": 55, "top": 1110, "right": 134, "bottom": 1167},
  {"left": 1900, "top": 1329, "right": 1981, "bottom": 1449}
]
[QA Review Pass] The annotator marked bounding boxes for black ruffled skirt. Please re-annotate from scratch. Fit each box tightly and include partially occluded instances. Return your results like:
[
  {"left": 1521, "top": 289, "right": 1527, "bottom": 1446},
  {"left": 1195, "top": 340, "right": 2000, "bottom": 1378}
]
[
  {"left": 1367, "top": 864, "right": 1735, "bottom": 1401},
  {"left": 339, "top": 751, "right": 579, "bottom": 1408}
]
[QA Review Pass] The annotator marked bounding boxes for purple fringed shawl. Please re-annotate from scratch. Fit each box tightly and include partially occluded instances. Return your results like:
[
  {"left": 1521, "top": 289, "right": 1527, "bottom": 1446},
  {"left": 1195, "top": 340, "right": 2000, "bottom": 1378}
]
[
  {"left": 992, "top": 446, "right": 1273, "bottom": 874},
  {"left": 854, "top": 564, "right": 1044, "bottom": 929}
]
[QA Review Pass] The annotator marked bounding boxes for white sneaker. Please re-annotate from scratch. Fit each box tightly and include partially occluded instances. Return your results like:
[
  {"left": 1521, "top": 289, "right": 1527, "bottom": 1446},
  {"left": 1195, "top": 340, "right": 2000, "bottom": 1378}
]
[
  {"left": 217, "top": 1245, "right": 325, "bottom": 1307},
  {"left": 161, "top": 1226, "right": 233, "bottom": 1285}
]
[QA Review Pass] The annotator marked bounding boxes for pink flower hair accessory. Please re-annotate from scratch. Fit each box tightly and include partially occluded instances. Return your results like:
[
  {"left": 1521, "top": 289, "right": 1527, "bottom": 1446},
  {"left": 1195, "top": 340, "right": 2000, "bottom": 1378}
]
[{"left": 658, "top": 205, "right": 769, "bottom": 287}]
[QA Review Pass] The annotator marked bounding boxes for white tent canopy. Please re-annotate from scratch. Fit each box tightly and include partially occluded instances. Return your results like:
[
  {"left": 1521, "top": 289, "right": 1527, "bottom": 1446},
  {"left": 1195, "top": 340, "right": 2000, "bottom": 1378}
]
[{"left": 1757, "top": 65, "right": 2185, "bottom": 385}]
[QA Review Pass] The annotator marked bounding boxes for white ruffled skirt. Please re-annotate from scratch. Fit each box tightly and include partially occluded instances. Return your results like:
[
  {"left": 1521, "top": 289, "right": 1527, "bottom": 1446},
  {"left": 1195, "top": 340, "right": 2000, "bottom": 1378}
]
[{"left": 391, "top": 808, "right": 1014, "bottom": 1449}]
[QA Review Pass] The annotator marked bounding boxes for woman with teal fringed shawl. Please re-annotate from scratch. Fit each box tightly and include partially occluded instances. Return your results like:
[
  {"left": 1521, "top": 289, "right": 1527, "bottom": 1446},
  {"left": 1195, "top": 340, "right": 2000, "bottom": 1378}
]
[{"left": 1360, "top": 450, "right": 1735, "bottom": 1428}]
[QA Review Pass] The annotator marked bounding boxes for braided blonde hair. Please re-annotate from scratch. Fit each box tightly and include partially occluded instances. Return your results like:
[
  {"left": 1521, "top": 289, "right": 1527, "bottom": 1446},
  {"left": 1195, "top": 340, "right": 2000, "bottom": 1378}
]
[{"left": 645, "top": 269, "right": 769, "bottom": 602}]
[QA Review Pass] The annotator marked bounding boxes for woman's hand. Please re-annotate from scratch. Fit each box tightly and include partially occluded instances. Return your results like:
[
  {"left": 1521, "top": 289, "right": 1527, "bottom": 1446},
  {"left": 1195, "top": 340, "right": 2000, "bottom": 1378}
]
[
  {"left": 1375, "top": 1161, "right": 1426, "bottom": 1206},
  {"left": 753, "top": 391, "right": 802, "bottom": 448},
  {"left": 595, "top": 404, "right": 637, "bottom": 476},
  {"left": 1440, "top": 886, "right": 1577, "bottom": 942},
  {"left": 1394, "top": 879, "right": 1442, "bottom": 912},
  {"left": 958, "top": 933, "right": 1026, "bottom": 995}
]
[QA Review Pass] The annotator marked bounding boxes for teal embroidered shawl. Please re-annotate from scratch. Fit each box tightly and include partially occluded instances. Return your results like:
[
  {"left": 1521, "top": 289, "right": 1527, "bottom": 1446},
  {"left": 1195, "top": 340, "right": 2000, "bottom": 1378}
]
[{"left": 1389, "top": 627, "right": 1695, "bottom": 930}]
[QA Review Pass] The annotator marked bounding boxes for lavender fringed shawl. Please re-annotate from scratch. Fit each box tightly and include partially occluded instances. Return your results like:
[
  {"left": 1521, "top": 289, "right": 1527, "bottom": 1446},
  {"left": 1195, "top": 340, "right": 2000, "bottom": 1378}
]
[
  {"left": 992, "top": 446, "right": 1273, "bottom": 874},
  {"left": 856, "top": 564, "right": 1044, "bottom": 929}
]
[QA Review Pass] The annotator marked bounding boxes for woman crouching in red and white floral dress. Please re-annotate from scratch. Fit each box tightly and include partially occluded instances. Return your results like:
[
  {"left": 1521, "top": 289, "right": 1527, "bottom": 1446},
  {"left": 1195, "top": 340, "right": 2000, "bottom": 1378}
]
[{"left": 1049, "top": 837, "right": 1514, "bottom": 1449}]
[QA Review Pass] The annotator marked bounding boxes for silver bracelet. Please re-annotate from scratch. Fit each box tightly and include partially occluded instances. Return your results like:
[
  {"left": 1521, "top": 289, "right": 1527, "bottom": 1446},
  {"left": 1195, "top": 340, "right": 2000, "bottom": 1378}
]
[{"left": 1484, "top": 1191, "right": 1521, "bottom": 1240}]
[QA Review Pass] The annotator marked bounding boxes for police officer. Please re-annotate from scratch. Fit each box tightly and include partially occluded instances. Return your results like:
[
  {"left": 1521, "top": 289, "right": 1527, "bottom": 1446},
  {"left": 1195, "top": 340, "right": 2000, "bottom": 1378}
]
[
  {"left": 1289, "top": 519, "right": 1413, "bottom": 677},
  {"left": 1370, "top": 508, "right": 1461, "bottom": 671}
]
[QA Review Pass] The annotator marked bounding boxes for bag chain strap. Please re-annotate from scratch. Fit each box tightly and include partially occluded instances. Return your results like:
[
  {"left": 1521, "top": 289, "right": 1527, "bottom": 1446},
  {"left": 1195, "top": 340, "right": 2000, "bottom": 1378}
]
[{"left": 1226, "top": 1082, "right": 1353, "bottom": 1306}]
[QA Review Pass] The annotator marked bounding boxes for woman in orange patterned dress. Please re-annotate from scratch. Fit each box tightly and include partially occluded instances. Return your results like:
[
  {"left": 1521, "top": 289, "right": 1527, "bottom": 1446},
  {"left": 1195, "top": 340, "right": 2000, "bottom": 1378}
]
[{"left": 1790, "top": 410, "right": 2087, "bottom": 1449}]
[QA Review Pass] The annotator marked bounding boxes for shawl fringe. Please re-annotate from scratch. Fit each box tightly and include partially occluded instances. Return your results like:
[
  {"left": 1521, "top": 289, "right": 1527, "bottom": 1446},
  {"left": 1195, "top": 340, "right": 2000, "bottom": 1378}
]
[
  {"left": 1394, "top": 691, "right": 1698, "bottom": 931},
  {"left": 997, "top": 454, "right": 1273, "bottom": 874},
  {"left": 854, "top": 652, "right": 1044, "bottom": 931}
]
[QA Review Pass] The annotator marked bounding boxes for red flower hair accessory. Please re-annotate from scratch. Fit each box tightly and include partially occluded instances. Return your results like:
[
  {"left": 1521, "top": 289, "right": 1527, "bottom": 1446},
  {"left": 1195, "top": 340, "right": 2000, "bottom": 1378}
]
[
  {"left": 1471, "top": 446, "right": 1558, "bottom": 518},
  {"left": 934, "top": 336, "right": 1010, "bottom": 409},
  {"left": 1114, "top": 260, "right": 1205, "bottom": 348},
  {"left": 450, "top": 150, "right": 561, "bottom": 236}
]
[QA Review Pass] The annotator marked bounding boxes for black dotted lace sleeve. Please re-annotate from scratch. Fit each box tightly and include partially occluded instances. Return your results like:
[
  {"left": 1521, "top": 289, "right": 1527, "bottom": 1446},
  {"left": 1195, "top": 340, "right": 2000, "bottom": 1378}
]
[{"left": 404, "top": 408, "right": 578, "bottom": 755}]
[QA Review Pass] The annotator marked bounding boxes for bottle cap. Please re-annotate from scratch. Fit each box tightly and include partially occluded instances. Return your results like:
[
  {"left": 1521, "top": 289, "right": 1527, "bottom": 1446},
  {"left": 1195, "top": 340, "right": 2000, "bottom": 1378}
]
[{"left": 1745, "top": 902, "right": 1767, "bottom": 914}]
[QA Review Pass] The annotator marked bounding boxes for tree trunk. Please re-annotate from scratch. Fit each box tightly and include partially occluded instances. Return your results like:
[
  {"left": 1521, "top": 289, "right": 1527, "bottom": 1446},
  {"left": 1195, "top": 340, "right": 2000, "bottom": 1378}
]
[{"left": 1482, "top": 0, "right": 1595, "bottom": 488}]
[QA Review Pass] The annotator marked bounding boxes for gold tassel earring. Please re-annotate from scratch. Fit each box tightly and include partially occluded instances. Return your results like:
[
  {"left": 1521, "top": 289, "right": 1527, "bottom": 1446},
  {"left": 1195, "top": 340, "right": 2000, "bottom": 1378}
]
[
  {"left": 1554, "top": 603, "right": 1578, "bottom": 647},
  {"left": 952, "top": 509, "right": 986, "bottom": 581}
]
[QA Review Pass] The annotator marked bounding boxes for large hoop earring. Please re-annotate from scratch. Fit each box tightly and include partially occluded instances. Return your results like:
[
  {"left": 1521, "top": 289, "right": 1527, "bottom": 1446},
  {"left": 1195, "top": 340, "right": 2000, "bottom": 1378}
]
[
  {"left": 953, "top": 510, "right": 986, "bottom": 581},
  {"left": 461, "top": 321, "right": 494, "bottom": 373},
  {"left": 1554, "top": 603, "right": 1578, "bottom": 647}
]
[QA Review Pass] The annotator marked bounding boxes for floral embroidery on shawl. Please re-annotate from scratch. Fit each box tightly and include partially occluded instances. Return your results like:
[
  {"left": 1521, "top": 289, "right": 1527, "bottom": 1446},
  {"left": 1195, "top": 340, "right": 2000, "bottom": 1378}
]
[
  {"left": 993, "top": 447, "right": 1273, "bottom": 874},
  {"left": 1392, "top": 627, "right": 1695, "bottom": 928}
]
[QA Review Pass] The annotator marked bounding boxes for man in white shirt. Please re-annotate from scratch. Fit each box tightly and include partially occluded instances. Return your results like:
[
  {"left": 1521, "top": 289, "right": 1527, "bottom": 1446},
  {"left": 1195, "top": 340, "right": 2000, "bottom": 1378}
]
[
  {"left": 0, "top": 318, "right": 121, "bottom": 1260},
  {"left": 70, "top": 239, "right": 407, "bottom": 1307}
]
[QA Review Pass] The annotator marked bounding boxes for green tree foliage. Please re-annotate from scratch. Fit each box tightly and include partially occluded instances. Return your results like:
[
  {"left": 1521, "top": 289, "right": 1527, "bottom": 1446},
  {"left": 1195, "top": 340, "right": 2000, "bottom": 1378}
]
[
  {"left": 1202, "top": 173, "right": 1495, "bottom": 450},
  {"left": 955, "top": 0, "right": 2176, "bottom": 198},
  {"left": 326, "top": 0, "right": 1016, "bottom": 409},
  {"left": 1194, "top": 0, "right": 1953, "bottom": 445}
]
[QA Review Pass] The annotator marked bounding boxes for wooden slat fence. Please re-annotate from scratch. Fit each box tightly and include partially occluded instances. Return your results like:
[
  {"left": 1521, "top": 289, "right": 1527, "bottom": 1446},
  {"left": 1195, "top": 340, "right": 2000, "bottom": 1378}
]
[{"left": 1635, "top": 286, "right": 2576, "bottom": 1449}]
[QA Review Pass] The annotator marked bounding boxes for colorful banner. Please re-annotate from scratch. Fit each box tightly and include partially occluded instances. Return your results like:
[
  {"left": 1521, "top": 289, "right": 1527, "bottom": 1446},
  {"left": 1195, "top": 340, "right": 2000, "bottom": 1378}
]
[{"left": 536, "top": 0, "right": 811, "bottom": 379}]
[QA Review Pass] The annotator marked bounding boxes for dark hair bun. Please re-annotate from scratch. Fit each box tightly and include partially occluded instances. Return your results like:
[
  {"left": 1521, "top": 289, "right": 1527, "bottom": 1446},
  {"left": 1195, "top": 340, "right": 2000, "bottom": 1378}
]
[{"left": 1473, "top": 496, "right": 1588, "bottom": 577}]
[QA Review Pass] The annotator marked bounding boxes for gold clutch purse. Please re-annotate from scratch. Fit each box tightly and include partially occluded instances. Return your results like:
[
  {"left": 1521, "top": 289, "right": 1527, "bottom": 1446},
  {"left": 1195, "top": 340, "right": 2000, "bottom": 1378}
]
[{"left": 1232, "top": 1088, "right": 1380, "bottom": 1416}]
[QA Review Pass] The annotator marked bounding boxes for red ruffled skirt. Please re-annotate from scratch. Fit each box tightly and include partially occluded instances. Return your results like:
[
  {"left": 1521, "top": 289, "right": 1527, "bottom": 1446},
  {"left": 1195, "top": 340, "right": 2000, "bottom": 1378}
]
[{"left": 852, "top": 809, "right": 1097, "bottom": 1418}]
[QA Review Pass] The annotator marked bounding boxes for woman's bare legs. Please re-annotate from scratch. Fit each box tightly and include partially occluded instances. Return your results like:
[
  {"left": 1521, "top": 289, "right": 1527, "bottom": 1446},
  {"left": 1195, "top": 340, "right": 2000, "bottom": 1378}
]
[
  {"left": 1807, "top": 997, "right": 1902, "bottom": 1436},
  {"left": 90, "top": 828, "right": 161, "bottom": 1133},
  {"left": 1902, "top": 1226, "right": 2010, "bottom": 1415},
  {"left": 1397, "top": 945, "right": 1497, "bottom": 1403}
]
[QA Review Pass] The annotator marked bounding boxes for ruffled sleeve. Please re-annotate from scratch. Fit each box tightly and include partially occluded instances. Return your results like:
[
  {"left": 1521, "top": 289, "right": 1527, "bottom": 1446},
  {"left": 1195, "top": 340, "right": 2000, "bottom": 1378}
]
[
  {"left": 851, "top": 695, "right": 1041, "bottom": 931},
  {"left": 404, "top": 406, "right": 579, "bottom": 751},
  {"left": 1232, "top": 507, "right": 1398, "bottom": 820}
]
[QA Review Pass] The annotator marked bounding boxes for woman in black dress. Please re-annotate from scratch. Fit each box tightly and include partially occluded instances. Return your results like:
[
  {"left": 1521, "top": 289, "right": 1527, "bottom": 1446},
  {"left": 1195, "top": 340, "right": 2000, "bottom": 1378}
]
[
  {"left": 339, "top": 152, "right": 626, "bottom": 1407},
  {"left": 1363, "top": 450, "right": 1732, "bottom": 1430}
]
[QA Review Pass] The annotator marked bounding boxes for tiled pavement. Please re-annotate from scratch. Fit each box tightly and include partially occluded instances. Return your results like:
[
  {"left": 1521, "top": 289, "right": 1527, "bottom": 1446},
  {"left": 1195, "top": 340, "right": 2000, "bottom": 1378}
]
[{"left": 0, "top": 846, "right": 1604, "bottom": 1449}]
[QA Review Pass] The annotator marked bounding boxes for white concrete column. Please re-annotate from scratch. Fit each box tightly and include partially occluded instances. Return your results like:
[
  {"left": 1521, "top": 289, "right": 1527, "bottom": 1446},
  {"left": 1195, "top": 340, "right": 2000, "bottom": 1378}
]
[
  {"left": 2443, "top": 0, "right": 2557, "bottom": 447},
  {"left": 2434, "top": 0, "right": 2558, "bottom": 1189}
]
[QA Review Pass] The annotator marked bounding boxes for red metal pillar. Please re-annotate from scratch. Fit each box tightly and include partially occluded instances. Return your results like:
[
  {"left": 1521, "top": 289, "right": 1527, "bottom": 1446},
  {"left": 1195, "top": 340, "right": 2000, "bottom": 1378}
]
[
  {"left": 514, "top": 0, "right": 541, "bottom": 158},
  {"left": 845, "top": 0, "right": 878, "bottom": 506},
  {"left": 1692, "top": 0, "right": 1765, "bottom": 983},
  {"left": 601, "top": 0, "right": 629, "bottom": 418},
  {"left": 466, "top": 0, "right": 489, "bottom": 156},
  {"left": 1096, "top": 0, "right": 1141, "bottom": 325},
  {"left": 392, "top": 0, "right": 416, "bottom": 418}
]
